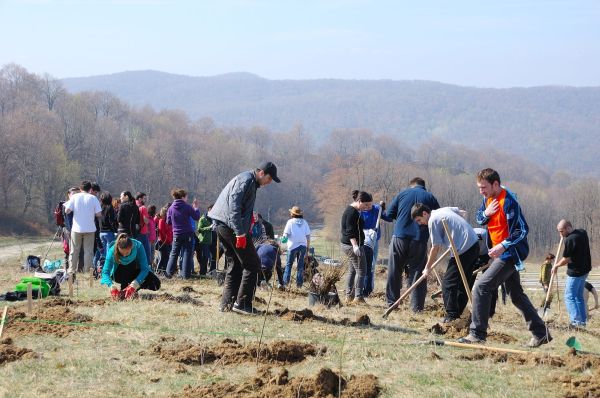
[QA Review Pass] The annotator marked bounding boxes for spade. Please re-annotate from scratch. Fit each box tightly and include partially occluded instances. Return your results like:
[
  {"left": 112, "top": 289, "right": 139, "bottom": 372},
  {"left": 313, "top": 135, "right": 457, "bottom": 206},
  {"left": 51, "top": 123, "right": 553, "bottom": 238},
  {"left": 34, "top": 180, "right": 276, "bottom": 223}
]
[{"left": 566, "top": 336, "right": 600, "bottom": 356}]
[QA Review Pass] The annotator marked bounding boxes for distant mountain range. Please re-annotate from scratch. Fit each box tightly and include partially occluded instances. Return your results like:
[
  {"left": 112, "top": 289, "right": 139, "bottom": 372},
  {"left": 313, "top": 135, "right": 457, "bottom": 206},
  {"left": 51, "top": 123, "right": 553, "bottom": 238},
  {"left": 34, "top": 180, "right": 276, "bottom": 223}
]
[{"left": 62, "top": 71, "right": 600, "bottom": 177}]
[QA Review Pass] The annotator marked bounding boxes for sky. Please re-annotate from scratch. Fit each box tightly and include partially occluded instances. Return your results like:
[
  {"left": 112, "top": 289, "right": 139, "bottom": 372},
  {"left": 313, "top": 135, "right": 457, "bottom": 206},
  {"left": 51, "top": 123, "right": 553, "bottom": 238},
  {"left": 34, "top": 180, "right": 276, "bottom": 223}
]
[{"left": 0, "top": 0, "right": 599, "bottom": 87}]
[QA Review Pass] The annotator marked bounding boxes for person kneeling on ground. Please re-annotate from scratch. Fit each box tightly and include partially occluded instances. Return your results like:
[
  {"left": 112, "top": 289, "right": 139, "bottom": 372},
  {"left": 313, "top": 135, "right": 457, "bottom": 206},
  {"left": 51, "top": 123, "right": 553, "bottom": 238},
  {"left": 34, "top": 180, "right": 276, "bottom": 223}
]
[
  {"left": 101, "top": 233, "right": 161, "bottom": 300},
  {"left": 256, "top": 239, "right": 284, "bottom": 289}
]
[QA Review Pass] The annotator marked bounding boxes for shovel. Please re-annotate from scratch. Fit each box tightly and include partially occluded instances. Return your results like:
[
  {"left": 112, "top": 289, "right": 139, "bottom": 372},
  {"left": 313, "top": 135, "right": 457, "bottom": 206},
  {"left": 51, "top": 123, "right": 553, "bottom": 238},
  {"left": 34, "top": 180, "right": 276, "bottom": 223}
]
[
  {"left": 566, "top": 336, "right": 600, "bottom": 356},
  {"left": 539, "top": 237, "right": 564, "bottom": 318}
]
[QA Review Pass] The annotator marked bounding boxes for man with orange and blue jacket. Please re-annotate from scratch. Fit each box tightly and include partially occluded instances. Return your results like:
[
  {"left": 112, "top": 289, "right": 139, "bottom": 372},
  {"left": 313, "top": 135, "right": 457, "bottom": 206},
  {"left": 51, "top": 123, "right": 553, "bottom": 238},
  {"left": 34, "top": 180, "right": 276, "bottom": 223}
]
[{"left": 459, "top": 168, "right": 551, "bottom": 348}]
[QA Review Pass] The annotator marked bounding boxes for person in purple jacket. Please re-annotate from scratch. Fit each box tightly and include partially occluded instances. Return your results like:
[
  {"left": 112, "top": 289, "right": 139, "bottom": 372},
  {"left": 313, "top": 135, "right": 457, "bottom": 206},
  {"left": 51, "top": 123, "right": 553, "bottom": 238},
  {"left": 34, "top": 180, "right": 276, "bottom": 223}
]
[{"left": 165, "top": 188, "right": 200, "bottom": 279}]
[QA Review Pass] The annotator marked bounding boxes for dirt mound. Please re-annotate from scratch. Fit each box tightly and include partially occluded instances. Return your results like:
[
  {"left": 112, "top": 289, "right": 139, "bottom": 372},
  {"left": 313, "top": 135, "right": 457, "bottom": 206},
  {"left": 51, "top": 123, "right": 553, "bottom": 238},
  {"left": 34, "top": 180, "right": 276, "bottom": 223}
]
[
  {"left": 254, "top": 296, "right": 267, "bottom": 305},
  {"left": 558, "top": 367, "right": 600, "bottom": 398},
  {"left": 139, "top": 293, "right": 202, "bottom": 305},
  {"left": 180, "top": 366, "right": 380, "bottom": 398},
  {"left": 153, "top": 338, "right": 326, "bottom": 366},
  {"left": 181, "top": 286, "right": 197, "bottom": 293},
  {"left": 275, "top": 308, "right": 371, "bottom": 327},
  {"left": 5, "top": 306, "right": 94, "bottom": 338},
  {"left": 40, "top": 298, "right": 109, "bottom": 307},
  {"left": 424, "top": 302, "right": 446, "bottom": 317},
  {"left": 0, "top": 338, "right": 38, "bottom": 365}
]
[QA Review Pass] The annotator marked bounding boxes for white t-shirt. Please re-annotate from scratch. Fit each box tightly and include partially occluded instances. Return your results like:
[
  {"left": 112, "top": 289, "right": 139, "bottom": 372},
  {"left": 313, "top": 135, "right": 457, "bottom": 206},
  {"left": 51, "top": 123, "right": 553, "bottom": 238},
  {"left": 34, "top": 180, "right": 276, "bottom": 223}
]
[
  {"left": 64, "top": 192, "right": 101, "bottom": 233},
  {"left": 283, "top": 218, "right": 311, "bottom": 251}
]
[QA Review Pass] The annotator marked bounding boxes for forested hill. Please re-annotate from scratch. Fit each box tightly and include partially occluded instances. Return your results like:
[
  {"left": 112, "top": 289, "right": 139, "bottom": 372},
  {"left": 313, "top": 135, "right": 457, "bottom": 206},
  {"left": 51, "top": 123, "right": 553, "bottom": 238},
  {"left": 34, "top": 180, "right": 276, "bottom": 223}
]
[{"left": 62, "top": 71, "right": 600, "bottom": 177}]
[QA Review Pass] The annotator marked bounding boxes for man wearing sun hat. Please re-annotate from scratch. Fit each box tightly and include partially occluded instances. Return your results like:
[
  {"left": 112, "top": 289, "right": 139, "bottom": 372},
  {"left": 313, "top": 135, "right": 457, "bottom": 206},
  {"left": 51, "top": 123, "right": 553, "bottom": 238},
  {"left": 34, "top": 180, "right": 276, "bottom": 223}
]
[
  {"left": 209, "top": 161, "right": 281, "bottom": 315},
  {"left": 282, "top": 205, "right": 311, "bottom": 288}
]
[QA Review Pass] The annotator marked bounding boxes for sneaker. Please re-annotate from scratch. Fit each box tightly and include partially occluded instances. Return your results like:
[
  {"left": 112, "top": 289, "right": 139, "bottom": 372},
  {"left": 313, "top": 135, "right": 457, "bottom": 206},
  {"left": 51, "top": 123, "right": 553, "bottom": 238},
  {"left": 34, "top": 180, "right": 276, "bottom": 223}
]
[
  {"left": 442, "top": 316, "right": 459, "bottom": 324},
  {"left": 458, "top": 334, "right": 486, "bottom": 344},
  {"left": 527, "top": 334, "right": 552, "bottom": 348},
  {"left": 231, "top": 302, "right": 263, "bottom": 316},
  {"left": 352, "top": 297, "right": 366, "bottom": 305}
]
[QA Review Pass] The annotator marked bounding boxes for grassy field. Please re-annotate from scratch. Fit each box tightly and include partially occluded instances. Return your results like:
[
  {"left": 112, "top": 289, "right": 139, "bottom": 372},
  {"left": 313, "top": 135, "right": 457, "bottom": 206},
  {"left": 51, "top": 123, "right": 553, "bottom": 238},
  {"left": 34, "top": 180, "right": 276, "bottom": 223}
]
[{"left": 0, "top": 234, "right": 598, "bottom": 397}]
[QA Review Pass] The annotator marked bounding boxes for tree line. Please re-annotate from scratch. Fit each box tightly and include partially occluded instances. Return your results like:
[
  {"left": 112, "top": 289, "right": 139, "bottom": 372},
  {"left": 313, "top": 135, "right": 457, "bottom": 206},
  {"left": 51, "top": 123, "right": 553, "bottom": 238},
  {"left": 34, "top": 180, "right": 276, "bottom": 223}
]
[{"left": 1, "top": 63, "right": 598, "bottom": 261}]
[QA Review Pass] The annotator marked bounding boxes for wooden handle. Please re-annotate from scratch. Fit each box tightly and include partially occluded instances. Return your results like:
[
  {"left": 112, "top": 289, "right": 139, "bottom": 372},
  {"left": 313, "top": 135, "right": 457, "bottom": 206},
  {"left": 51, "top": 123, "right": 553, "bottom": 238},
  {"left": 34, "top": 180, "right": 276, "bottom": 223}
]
[
  {"left": 441, "top": 218, "right": 473, "bottom": 306},
  {"left": 542, "top": 236, "right": 564, "bottom": 313},
  {"left": 0, "top": 306, "right": 7, "bottom": 339},
  {"left": 383, "top": 248, "right": 451, "bottom": 318},
  {"left": 438, "top": 340, "right": 533, "bottom": 355},
  {"left": 26, "top": 283, "right": 33, "bottom": 314},
  {"left": 375, "top": 205, "right": 383, "bottom": 230}
]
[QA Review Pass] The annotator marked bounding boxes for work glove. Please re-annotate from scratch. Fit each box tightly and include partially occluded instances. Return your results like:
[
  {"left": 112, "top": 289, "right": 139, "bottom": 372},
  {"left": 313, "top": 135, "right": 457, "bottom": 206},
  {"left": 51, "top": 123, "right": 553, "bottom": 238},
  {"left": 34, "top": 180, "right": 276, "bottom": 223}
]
[
  {"left": 235, "top": 235, "right": 247, "bottom": 249},
  {"left": 352, "top": 245, "right": 361, "bottom": 257},
  {"left": 110, "top": 287, "right": 120, "bottom": 300},
  {"left": 123, "top": 285, "right": 137, "bottom": 300}
]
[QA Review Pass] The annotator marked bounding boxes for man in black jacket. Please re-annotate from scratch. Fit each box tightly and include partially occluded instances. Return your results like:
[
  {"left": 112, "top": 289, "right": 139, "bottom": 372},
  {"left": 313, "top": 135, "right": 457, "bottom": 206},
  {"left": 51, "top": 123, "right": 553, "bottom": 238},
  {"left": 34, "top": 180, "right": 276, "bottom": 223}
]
[{"left": 208, "top": 162, "right": 280, "bottom": 314}]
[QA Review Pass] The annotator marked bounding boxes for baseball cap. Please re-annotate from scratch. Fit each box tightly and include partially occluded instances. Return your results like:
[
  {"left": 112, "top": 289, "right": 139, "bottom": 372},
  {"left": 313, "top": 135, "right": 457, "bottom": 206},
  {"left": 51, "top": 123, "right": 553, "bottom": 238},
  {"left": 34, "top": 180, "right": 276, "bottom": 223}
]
[{"left": 258, "top": 161, "right": 281, "bottom": 183}]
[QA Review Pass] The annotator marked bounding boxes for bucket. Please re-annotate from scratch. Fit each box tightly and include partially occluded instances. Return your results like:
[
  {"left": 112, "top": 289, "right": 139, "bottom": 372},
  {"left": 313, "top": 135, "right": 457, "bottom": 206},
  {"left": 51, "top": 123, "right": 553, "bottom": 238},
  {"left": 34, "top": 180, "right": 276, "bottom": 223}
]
[{"left": 308, "top": 291, "right": 340, "bottom": 308}]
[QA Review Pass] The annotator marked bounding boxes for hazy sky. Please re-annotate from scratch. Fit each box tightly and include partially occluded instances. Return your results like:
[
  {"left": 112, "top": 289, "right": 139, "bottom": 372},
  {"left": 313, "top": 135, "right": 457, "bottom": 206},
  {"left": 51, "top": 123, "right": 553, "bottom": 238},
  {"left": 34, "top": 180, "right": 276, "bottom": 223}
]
[{"left": 1, "top": 0, "right": 599, "bottom": 87}]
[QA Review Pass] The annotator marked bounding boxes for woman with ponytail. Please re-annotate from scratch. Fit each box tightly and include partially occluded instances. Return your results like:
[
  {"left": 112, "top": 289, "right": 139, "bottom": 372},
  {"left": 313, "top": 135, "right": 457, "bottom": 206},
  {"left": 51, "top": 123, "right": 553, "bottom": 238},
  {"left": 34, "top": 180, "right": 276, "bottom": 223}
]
[
  {"left": 101, "top": 233, "right": 161, "bottom": 300},
  {"left": 340, "top": 190, "right": 373, "bottom": 305}
]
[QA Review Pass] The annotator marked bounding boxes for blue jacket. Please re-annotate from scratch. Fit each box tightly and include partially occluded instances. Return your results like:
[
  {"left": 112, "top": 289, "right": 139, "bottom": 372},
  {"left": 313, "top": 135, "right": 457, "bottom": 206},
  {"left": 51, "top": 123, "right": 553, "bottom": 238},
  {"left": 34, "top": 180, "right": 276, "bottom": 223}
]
[
  {"left": 476, "top": 187, "right": 529, "bottom": 270},
  {"left": 385, "top": 186, "right": 440, "bottom": 242},
  {"left": 360, "top": 204, "right": 392, "bottom": 240},
  {"left": 100, "top": 239, "right": 149, "bottom": 287}
]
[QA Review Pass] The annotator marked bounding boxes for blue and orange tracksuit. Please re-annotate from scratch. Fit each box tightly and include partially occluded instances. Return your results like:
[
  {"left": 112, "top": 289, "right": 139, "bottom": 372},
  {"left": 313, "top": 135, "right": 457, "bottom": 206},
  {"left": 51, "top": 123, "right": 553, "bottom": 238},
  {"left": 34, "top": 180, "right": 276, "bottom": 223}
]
[{"left": 476, "top": 187, "right": 529, "bottom": 271}]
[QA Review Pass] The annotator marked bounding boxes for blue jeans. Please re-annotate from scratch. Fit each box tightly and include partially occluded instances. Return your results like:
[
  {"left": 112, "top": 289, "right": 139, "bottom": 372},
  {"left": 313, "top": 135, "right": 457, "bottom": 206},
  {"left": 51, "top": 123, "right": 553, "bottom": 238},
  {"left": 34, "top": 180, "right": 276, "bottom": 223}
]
[
  {"left": 565, "top": 273, "right": 588, "bottom": 326},
  {"left": 136, "top": 233, "right": 152, "bottom": 267},
  {"left": 99, "top": 232, "right": 116, "bottom": 266},
  {"left": 166, "top": 232, "right": 194, "bottom": 279},
  {"left": 283, "top": 245, "right": 307, "bottom": 287},
  {"left": 363, "top": 245, "right": 374, "bottom": 296}
]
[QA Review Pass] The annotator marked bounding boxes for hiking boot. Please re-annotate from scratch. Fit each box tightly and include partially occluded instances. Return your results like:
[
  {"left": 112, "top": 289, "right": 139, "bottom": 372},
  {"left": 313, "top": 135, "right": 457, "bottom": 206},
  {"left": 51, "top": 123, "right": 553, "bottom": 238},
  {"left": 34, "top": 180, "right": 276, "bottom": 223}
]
[
  {"left": 527, "top": 334, "right": 553, "bottom": 348},
  {"left": 231, "top": 302, "right": 263, "bottom": 316},
  {"left": 352, "top": 297, "right": 367, "bottom": 305},
  {"left": 458, "top": 334, "right": 486, "bottom": 344}
]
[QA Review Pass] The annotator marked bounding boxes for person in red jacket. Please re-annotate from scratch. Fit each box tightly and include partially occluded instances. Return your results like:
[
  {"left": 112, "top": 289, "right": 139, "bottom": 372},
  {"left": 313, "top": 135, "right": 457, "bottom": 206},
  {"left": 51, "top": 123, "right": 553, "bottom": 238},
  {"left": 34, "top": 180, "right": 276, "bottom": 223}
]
[{"left": 155, "top": 205, "right": 173, "bottom": 273}]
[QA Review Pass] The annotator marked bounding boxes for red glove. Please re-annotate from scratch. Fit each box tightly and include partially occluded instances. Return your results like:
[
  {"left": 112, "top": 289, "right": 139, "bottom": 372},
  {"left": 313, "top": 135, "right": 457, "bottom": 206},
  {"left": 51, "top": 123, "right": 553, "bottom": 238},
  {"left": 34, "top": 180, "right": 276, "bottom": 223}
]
[
  {"left": 110, "top": 287, "right": 120, "bottom": 300},
  {"left": 235, "top": 235, "right": 247, "bottom": 249},
  {"left": 123, "top": 285, "right": 137, "bottom": 300}
]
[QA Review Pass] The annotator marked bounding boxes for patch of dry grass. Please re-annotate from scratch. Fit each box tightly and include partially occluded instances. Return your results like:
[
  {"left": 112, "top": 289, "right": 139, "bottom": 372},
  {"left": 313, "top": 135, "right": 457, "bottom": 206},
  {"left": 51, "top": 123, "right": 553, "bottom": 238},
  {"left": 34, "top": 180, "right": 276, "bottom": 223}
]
[{"left": 0, "top": 241, "right": 598, "bottom": 397}]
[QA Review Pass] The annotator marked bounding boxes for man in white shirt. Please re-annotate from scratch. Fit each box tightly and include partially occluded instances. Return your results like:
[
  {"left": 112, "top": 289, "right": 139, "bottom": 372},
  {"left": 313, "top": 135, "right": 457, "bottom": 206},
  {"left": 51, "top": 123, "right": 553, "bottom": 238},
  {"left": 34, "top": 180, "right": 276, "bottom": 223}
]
[
  {"left": 412, "top": 204, "right": 479, "bottom": 322},
  {"left": 64, "top": 180, "right": 102, "bottom": 276}
]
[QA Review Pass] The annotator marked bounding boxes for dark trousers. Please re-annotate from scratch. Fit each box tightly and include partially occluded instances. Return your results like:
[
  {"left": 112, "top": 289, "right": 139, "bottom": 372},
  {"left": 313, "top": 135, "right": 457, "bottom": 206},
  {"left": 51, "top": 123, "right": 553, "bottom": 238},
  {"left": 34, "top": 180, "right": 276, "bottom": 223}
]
[
  {"left": 193, "top": 236, "right": 202, "bottom": 272},
  {"left": 216, "top": 224, "right": 261, "bottom": 310},
  {"left": 113, "top": 263, "right": 161, "bottom": 291},
  {"left": 166, "top": 232, "right": 194, "bottom": 278},
  {"left": 470, "top": 256, "right": 548, "bottom": 339},
  {"left": 363, "top": 245, "right": 375, "bottom": 296},
  {"left": 341, "top": 244, "right": 366, "bottom": 299},
  {"left": 386, "top": 238, "right": 428, "bottom": 312},
  {"left": 209, "top": 231, "right": 218, "bottom": 271},
  {"left": 443, "top": 242, "right": 479, "bottom": 319},
  {"left": 199, "top": 243, "right": 211, "bottom": 275},
  {"left": 157, "top": 243, "right": 171, "bottom": 272}
]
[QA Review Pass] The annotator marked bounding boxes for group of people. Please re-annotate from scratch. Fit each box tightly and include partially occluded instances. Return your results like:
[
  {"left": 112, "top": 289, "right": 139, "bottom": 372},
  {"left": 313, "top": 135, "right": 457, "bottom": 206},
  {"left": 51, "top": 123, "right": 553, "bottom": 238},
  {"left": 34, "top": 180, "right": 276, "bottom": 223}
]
[
  {"left": 58, "top": 163, "right": 595, "bottom": 348},
  {"left": 340, "top": 168, "right": 594, "bottom": 348}
]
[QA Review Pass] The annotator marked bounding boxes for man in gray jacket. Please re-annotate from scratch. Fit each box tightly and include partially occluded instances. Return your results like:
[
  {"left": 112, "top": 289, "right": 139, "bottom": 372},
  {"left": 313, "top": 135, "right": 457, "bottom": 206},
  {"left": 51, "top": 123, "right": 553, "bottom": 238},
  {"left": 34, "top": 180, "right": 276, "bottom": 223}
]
[{"left": 209, "top": 162, "right": 280, "bottom": 314}]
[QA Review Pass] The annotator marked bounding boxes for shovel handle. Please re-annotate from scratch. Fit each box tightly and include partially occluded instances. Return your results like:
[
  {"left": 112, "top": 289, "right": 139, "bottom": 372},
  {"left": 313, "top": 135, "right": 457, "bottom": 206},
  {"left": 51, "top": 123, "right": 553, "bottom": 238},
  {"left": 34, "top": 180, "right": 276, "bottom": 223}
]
[{"left": 542, "top": 237, "right": 564, "bottom": 314}]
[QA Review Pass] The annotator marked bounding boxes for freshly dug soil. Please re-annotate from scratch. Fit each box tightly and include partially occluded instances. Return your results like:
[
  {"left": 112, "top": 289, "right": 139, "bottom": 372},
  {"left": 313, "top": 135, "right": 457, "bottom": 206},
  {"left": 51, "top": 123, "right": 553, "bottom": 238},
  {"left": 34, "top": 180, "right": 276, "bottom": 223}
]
[
  {"left": 0, "top": 338, "right": 38, "bottom": 365},
  {"left": 180, "top": 366, "right": 381, "bottom": 398},
  {"left": 428, "top": 318, "right": 516, "bottom": 344},
  {"left": 457, "top": 349, "right": 600, "bottom": 372},
  {"left": 558, "top": 367, "right": 600, "bottom": 398},
  {"left": 153, "top": 338, "right": 326, "bottom": 366},
  {"left": 139, "top": 293, "right": 202, "bottom": 305},
  {"left": 40, "top": 297, "right": 109, "bottom": 307},
  {"left": 423, "top": 302, "right": 445, "bottom": 317},
  {"left": 275, "top": 308, "right": 371, "bottom": 327},
  {"left": 5, "top": 306, "right": 93, "bottom": 338}
]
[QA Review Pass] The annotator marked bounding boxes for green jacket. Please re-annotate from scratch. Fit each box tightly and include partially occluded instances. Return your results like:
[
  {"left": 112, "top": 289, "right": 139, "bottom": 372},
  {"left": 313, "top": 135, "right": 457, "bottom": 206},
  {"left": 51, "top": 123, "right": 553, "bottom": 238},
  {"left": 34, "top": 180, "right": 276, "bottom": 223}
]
[{"left": 197, "top": 214, "right": 213, "bottom": 244}]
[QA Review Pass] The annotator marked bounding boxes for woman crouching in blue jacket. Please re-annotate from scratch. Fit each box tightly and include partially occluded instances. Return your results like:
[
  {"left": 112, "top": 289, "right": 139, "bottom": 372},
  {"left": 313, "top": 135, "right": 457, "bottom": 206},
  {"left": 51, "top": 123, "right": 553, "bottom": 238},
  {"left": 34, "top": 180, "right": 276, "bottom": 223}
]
[{"left": 101, "top": 233, "right": 161, "bottom": 300}]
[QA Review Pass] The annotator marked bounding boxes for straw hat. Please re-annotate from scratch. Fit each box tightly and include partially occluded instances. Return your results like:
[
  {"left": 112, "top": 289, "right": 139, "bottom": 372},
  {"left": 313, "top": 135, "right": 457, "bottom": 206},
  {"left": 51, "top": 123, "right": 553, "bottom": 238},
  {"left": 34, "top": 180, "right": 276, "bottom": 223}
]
[{"left": 289, "top": 206, "right": 303, "bottom": 216}]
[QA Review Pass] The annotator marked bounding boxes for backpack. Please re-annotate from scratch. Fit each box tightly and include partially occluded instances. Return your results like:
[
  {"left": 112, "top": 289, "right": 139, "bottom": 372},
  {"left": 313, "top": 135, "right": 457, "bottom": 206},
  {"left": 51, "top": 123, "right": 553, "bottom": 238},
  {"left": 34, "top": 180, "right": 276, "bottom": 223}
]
[{"left": 54, "top": 201, "right": 65, "bottom": 227}]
